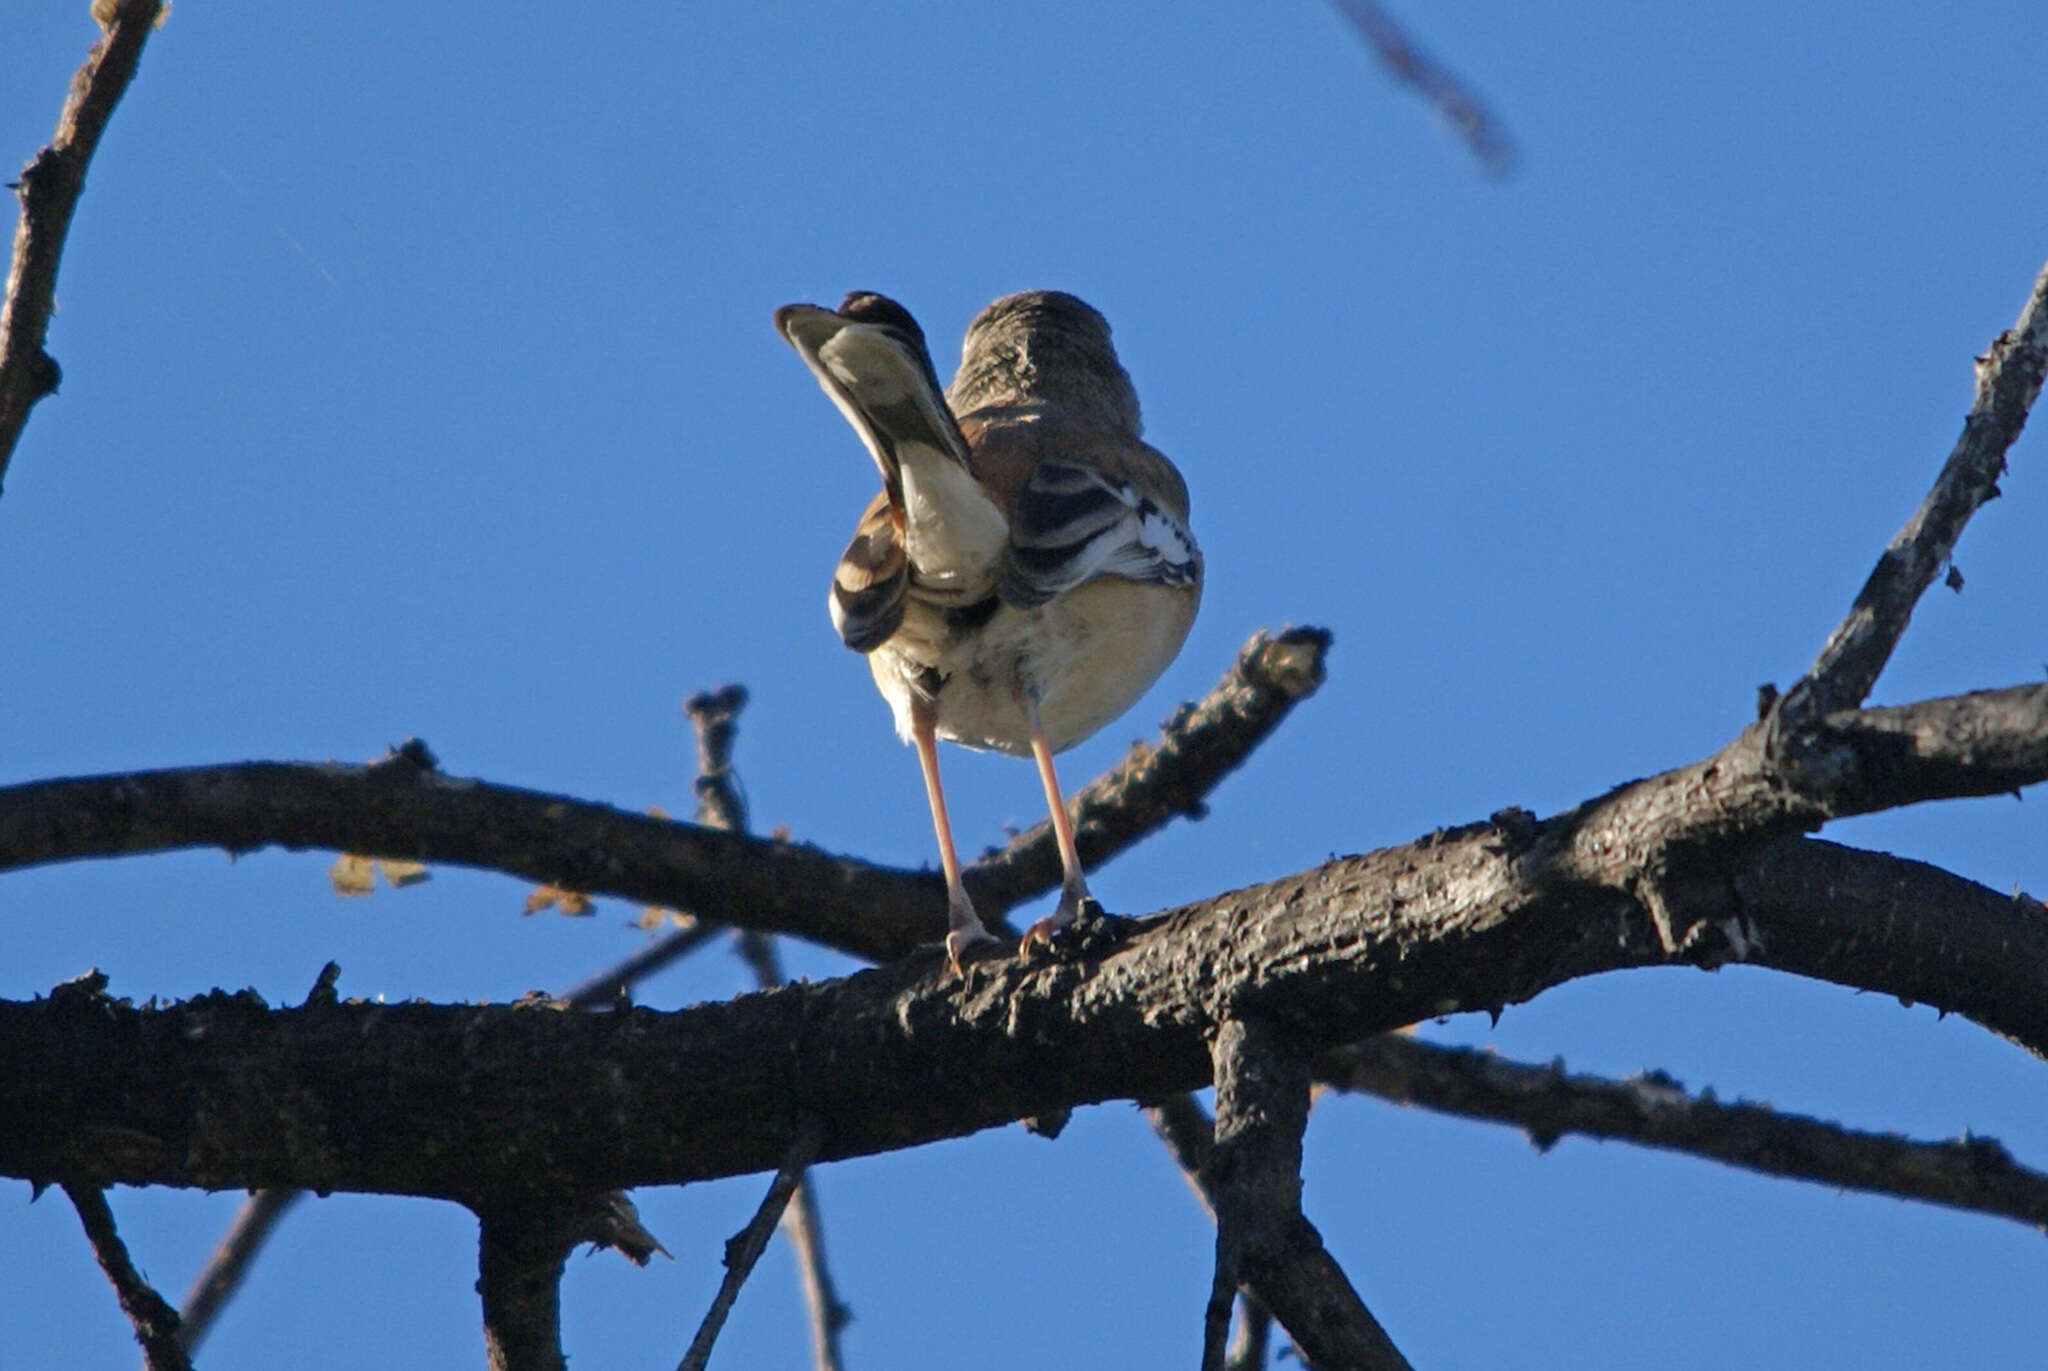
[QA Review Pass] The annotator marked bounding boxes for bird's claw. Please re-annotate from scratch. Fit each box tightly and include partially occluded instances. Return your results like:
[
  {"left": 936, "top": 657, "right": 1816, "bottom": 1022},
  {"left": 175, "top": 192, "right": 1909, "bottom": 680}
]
[{"left": 946, "top": 926, "right": 1006, "bottom": 974}]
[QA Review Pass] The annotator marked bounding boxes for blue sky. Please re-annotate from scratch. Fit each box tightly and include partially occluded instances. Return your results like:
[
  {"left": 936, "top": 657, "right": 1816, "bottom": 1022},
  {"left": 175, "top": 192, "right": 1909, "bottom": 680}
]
[{"left": 4, "top": 3, "right": 2045, "bottom": 1367}]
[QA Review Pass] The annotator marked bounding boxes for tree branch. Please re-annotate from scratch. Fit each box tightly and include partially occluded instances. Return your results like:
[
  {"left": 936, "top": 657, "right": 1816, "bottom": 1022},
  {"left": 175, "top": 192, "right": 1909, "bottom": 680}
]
[
  {"left": 1792, "top": 253, "right": 2048, "bottom": 714},
  {"left": 0, "top": 628, "right": 1328, "bottom": 965},
  {"left": 0, "top": 0, "right": 165, "bottom": 490},
  {"left": 1329, "top": 0, "right": 1515, "bottom": 176},
  {"left": 170, "top": 1186, "right": 303, "bottom": 1356},
  {"left": 477, "top": 1203, "right": 572, "bottom": 1371},
  {"left": 676, "top": 1114, "right": 825, "bottom": 1371},
  {"left": 1149, "top": 1091, "right": 1379, "bottom": 1371},
  {"left": 1319, "top": 1035, "right": 2048, "bottom": 1231},
  {"left": 691, "top": 685, "right": 852, "bottom": 1371},
  {"left": 9, "top": 831, "right": 2036, "bottom": 1200},
  {"left": 1203, "top": 1017, "right": 1411, "bottom": 1371},
  {"left": 62, "top": 1183, "right": 191, "bottom": 1371}
]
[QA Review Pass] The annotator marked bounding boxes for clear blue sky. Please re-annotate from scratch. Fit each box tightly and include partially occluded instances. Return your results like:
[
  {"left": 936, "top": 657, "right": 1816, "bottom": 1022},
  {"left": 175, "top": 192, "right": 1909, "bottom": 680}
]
[{"left": 5, "top": 4, "right": 2045, "bottom": 1367}]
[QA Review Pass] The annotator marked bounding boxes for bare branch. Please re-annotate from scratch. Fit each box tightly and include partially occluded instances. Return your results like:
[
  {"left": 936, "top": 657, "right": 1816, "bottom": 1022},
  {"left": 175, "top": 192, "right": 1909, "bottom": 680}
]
[
  {"left": 1204, "top": 1017, "right": 1411, "bottom": 1371},
  {"left": 689, "top": 683, "right": 853, "bottom": 1371},
  {"left": 1792, "top": 253, "right": 2048, "bottom": 714},
  {"left": 0, "top": 629, "right": 1326, "bottom": 964},
  {"left": 1320, "top": 1035, "right": 2048, "bottom": 1231},
  {"left": 677, "top": 1115, "right": 826, "bottom": 1371},
  {"left": 8, "top": 822, "right": 2048, "bottom": 1200},
  {"left": 1147, "top": 1093, "right": 1353, "bottom": 1371},
  {"left": 1330, "top": 0, "right": 1516, "bottom": 175},
  {"left": 170, "top": 1187, "right": 303, "bottom": 1356},
  {"left": 561, "top": 919, "right": 722, "bottom": 1008},
  {"left": 1528, "top": 680, "right": 2048, "bottom": 954},
  {"left": 966, "top": 627, "right": 1332, "bottom": 916},
  {"left": 779, "top": 1175, "right": 851, "bottom": 1371},
  {"left": 0, "top": 0, "right": 165, "bottom": 490},
  {"left": 477, "top": 1205, "right": 572, "bottom": 1371},
  {"left": 62, "top": 1183, "right": 191, "bottom": 1371}
]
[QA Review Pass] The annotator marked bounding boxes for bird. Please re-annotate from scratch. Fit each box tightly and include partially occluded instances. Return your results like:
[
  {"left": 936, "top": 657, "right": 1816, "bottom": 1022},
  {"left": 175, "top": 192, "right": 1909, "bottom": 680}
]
[{"left": 774, "top": 289, "right": 1202, "bottom": 968}]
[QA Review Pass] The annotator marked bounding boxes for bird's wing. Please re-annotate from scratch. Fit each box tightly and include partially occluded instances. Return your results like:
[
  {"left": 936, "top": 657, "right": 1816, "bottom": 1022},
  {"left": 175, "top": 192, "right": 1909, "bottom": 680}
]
[
  {"left": 778, "top": 298, "right": 1007, "bottom": 604},
  {"left": 774, "top": 301, "right": 972, "bottom": 496},
  {"left": 829, "top": 491, "right": 907, "bottom": 653},
  {"left": 1000, "top": 454, "right": 1202, "bottom": 608}
]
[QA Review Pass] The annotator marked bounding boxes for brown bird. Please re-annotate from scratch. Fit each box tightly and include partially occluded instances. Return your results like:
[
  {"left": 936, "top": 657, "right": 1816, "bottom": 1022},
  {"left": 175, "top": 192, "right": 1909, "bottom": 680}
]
[{"left": 774, "top": 290, "right": 1202, "bottom": 967}]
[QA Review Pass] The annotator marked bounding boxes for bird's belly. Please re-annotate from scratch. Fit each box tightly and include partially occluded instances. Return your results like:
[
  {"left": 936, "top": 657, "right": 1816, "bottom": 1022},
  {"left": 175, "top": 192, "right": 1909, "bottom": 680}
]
[{"left": 868, "top": 577, "right": 1199, "bottom": 756}]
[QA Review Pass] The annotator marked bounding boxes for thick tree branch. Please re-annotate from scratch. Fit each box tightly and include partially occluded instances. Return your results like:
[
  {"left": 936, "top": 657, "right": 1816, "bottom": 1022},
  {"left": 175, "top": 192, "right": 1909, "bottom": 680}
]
[
  {"left": 1203, "top": 1017, "right": 1410, "bottom": 1371},
  {"left": 477, "top": 1203, "right": 572, "bottom": 1371},
  {"left": 1320, "top": 1035, "right": 2048, "bottom": 1231},
  {"left": 0, "top": 628, "right": 1326, "bottom": 964},
  {"left": 1793, "top": 253, "right": 2048, "bottom": 714},
  {"left": 7, "top": 835, "right": 2040, "bottom": 1199},
  {"left": 1, "top": 0, "right": 165, "bottom": 490},
  {"left": 63, "top": 1183, "right": 191, "bottom": 1371},
  {"left": 1525, "top": 680, "right": 2046, "bottom": 953}
]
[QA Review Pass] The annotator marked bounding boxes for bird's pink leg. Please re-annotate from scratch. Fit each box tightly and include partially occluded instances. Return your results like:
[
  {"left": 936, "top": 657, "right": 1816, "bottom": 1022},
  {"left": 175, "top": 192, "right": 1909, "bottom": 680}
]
[
  {"left": 911, "top": 706, "right": 999, "bottom": 971},
  {"left": 1019, "top": 704, "right": 1093, "bottom": 954}
]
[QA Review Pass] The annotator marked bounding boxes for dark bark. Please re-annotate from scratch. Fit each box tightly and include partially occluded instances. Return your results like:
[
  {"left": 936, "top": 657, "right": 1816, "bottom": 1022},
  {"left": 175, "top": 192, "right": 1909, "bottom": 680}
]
[
  {"left": 6, "top": 835, "right": 2043, "bottom": 1201},
  {"left": 1, "top": 0, "right": 165, "bottom": 488}
]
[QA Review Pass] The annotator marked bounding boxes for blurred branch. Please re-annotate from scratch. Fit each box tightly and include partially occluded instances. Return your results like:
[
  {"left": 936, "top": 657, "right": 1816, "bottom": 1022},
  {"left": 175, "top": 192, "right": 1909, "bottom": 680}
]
[
  {"left": 169, "top": 1187, "right": 302, "bottom": 1358},
  {"left": 1331, "top": 0, "right": 1515, "bottom": 175},
  {"left": 1320, "top": 1034, "right": 2048, "bottom": 1231},
  {"left": 63, "top": 1183, "right": 191, "bottom": 1371},
  {"left": 677, "top": 1115, "right": 825, "bottom": 1371},
  {"left": 1, "top": 0, "right": 165, "bottom": 491}
]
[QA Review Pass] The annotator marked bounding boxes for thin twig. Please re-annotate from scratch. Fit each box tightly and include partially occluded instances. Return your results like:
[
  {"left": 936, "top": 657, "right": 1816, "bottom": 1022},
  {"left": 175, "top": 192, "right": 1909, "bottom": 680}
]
[
  {"left": 779, "top": 1176, "right": 851, "bottom": 1371},
  {"left": 1789, "top": 254, "right": 2048, "bottom": 716},
  {"left": 677, "top": 1115, "right": 827, "bottom": 1371},
  {"left": 1330, "top": 0, "right": 1515, "bottom": 175},
  {"left": 1319, "top": 1033, "right": 2048, "bottom": 1231},
  {"left": 561, "top": 918, "right": 721, "bottom": 1008},
  {"left": 63, "top": 1183, "right": 192, "bottom": 1371},
  {"left": 1, "top": 0, "right": 165, "bottom": 490},
  {"left": 169, "top": 1186, "right": 302, "bottom": 1356},
  {"left": 690, "top": 685, "right": 853, "bottom": 1371}
]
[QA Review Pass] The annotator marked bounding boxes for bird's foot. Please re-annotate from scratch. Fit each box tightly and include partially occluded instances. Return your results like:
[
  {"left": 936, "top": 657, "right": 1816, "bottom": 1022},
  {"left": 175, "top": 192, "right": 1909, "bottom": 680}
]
[
  {"left": 1019, "top": 894, "right": 1117, "bottom": 961},
  {"left": 945, "top": 924, "right": 1006, "bottom": 974}
]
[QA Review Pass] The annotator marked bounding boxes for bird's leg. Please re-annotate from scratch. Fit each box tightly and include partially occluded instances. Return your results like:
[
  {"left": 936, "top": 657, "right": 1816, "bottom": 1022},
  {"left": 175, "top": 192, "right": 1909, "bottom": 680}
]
[
  {"left": 1019, "top": 703, "right": 1094, "bottom": 955},
  {"left": 911, "top": 705, "right": 999, "bottom": 971}
]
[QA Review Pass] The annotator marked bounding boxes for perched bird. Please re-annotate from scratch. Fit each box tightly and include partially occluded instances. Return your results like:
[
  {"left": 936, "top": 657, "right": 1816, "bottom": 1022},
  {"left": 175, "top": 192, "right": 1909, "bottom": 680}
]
[{"left": 774, "top": 290, "right": 1201, "bottom": 967}]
